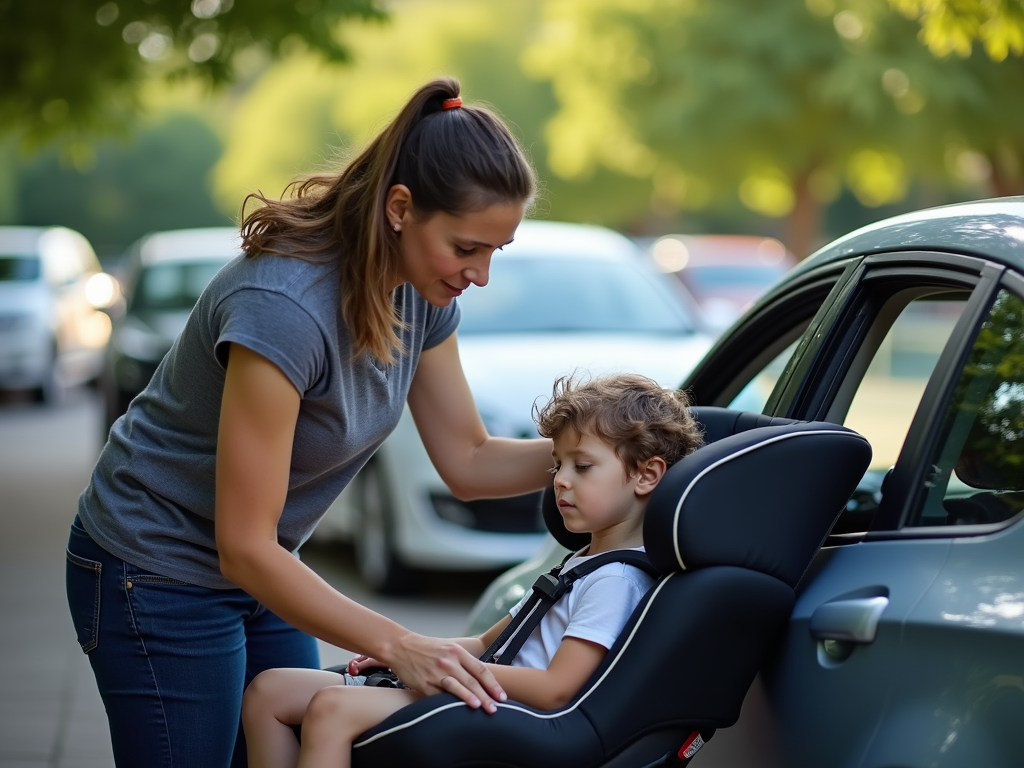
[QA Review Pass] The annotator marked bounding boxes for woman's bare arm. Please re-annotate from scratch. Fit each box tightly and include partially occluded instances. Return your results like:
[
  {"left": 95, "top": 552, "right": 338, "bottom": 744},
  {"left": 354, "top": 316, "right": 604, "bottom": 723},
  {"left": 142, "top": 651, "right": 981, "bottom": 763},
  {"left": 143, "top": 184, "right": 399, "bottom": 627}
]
[
  {"left": 406, "top": 333, "right": 553, "bottom": 500},
  {"left": 214, "top": 342, "right": 503, "bottom": 711}
]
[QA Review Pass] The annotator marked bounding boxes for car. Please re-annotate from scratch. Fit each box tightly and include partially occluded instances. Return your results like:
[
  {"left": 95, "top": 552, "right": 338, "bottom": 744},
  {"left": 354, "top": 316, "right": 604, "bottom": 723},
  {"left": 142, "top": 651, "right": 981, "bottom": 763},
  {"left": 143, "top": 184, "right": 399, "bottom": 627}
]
[
  {"left": 646, "top": 234, "right": 798, "bottom": 332},
  {"left": 99, "top": 227, "right": 240, "bottom": 430},
  {"left": 466, "top": 196, "right": 1024, "bottom": 768},
  {"left": 316, "top": 219, "right": 715, "bottom": 592},
  {"left": 0, "top": 226, "right": 117, "bottom": 403}
]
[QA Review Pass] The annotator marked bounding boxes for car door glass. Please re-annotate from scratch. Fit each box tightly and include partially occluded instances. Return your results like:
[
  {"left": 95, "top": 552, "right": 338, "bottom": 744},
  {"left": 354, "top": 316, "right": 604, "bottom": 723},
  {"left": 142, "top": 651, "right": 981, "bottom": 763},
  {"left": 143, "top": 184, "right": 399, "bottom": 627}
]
[
  {"left": 911, "top": 290, "right": 1024, "bottom": 528},
  {"left": 727, "top": 340, "right": 799, "bottom": 412},
  {"left": 828, "top": 294, "right": 968, "bottom": 535},
  {"left": 843, "top": 296, "right": 967, "bottom": 472}
]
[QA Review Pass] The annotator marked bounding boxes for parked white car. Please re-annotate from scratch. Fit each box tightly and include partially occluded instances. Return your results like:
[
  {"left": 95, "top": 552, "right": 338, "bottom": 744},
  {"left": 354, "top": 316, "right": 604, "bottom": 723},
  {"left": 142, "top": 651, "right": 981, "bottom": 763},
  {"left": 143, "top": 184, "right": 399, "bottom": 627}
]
[
  {"left": 0, "top": 226, "right": 117, "bottom": 402},
  {"left": 316, "top": 219, "right": 715, "bottom": 591}
]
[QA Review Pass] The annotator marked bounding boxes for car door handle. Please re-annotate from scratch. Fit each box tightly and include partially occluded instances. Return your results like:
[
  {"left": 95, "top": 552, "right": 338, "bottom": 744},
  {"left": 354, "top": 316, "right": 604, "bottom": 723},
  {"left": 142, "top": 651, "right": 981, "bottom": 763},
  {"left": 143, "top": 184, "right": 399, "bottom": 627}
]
[{"left": 809, "top": 596, "right": 889, "bottom": 644}]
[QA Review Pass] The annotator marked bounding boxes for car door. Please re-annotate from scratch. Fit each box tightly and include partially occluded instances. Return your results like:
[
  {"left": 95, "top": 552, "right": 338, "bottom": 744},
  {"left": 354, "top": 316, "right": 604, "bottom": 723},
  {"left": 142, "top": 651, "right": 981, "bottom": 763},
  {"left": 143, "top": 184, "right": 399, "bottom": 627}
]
[
  {"left": 855, "top": 276, "right": 1024, "bottom": 768},
  {"left": 687, "top": 251, "right": 1008, "bottom": 768}
]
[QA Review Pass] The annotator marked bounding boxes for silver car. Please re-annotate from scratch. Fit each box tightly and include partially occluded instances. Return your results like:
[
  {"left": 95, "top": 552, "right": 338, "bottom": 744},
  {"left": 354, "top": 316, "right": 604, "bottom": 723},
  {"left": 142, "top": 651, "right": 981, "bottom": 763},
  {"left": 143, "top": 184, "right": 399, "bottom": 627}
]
[{"left": 0, "top": 226, "right": 116, "bottom": 402}]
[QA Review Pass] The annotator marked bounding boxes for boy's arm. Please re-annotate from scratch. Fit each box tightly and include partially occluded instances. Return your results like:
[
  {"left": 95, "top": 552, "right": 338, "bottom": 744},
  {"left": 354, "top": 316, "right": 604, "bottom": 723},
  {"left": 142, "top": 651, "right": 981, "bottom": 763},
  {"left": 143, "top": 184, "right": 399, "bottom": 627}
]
[
  {"left": 450, "top": 614, "right": 514, "bottom": 659},
  {"left": 486, "top": 637, "right": 607, "bottom": 711}
]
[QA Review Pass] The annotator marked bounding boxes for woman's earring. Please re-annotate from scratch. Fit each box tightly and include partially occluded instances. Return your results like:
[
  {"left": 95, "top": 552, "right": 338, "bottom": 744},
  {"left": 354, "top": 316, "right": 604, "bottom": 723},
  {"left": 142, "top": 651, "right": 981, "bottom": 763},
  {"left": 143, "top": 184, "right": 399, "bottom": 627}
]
[{"left": 392, "top": 223, "right": 401, "bottom": 233}]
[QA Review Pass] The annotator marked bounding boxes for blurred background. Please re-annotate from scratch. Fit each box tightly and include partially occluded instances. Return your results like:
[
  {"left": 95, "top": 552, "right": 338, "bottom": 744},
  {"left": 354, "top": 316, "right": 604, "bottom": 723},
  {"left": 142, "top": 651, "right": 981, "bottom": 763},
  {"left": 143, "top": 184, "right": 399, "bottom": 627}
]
[
  {"left": 3, "top": 0, "right": 1022, "bottom": 264},
  {"left": 1, "top": 2, "right": 1023, "bottom": 763}
]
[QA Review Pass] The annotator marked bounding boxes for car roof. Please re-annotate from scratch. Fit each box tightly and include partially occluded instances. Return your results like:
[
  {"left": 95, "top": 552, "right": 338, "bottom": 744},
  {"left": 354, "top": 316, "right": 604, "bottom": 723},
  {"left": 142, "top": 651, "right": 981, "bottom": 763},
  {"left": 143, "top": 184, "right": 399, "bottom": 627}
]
[
  {"left": 795, "top": 196, "right": 1024, "bottom": 277},
  {"left": 0, "top": 225, "right": 88, "bottom": 258},
  {"left": 0, "top": 226, "right": 48, "bottom": 256},
  {"left": 136, "top": 227, "right": 243, "bottom": 266},
  {"left": 503, "top": 220, "right": 643, "bottom": 261}
]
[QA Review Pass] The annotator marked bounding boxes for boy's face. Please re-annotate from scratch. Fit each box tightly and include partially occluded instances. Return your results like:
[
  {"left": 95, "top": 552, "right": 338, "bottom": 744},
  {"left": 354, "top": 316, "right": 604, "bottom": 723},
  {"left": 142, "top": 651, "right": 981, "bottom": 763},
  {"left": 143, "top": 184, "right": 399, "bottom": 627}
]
[{"left": 550, "top": 429, "right": 646, "bottom": 539}]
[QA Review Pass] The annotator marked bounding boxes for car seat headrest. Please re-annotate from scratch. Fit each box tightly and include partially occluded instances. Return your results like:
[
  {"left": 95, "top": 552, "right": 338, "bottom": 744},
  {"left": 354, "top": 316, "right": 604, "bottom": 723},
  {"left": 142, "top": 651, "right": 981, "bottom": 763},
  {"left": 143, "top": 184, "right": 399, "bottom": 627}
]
[{"left": 642, "top": 421, "right": 872, "bottom": 588}]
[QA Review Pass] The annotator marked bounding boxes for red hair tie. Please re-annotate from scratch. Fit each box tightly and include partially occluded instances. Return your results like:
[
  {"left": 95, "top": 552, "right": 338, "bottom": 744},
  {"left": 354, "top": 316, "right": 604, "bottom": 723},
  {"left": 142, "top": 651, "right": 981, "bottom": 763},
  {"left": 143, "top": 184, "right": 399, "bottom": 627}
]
[{"left": 441, "top": 97, "right": 462, "bottom": 110}]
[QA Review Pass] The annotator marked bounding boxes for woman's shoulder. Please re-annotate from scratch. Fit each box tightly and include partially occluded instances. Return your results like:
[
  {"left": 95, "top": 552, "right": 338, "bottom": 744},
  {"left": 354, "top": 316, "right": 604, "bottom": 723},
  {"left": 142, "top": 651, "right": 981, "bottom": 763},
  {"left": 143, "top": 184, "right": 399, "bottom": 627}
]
[{"left": 210, "top": 252, "right": 340, "bottom": 303}]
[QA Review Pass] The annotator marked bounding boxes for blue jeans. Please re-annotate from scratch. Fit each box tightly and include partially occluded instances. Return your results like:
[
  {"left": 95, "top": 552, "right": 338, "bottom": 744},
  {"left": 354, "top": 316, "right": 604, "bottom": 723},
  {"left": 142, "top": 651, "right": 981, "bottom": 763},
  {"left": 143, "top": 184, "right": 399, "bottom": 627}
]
[{"left": 65, "top": 516, "right": 320, "bottom": 768}]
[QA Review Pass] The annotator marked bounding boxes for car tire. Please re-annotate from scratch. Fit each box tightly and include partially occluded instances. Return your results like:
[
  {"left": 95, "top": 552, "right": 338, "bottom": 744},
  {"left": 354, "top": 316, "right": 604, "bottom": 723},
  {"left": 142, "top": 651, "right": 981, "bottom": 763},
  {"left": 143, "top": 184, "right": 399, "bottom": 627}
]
[
  {"left": 354, "top": 460, "right": 415, "bottom": 594},
  {"left": 32, "top": 343, "right": 62, "bottom": 405}
]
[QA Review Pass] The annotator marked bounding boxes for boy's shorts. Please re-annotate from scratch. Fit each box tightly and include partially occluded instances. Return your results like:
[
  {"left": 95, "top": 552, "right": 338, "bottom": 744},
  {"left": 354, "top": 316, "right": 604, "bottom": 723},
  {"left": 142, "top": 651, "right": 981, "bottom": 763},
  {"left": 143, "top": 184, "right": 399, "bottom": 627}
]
[{"left": 341, "top": 668, "right": 407, "bottom": 689}]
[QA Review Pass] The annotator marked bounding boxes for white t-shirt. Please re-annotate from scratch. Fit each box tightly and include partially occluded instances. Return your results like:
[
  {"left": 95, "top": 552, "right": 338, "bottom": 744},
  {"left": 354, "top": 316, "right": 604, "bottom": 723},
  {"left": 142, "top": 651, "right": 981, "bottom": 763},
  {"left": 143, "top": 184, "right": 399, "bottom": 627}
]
[{"left": 504, "top": 547, "right": 657, "bottom": 670}]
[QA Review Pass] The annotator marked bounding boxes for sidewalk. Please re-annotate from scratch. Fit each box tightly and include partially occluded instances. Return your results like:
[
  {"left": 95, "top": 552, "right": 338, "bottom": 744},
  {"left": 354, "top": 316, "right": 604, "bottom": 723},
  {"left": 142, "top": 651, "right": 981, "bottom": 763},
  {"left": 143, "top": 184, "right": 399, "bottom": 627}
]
[
  {"left": 0, "top": 393, "right": 480, "bottom": 766},
  {"left": 0, "top": 397, "right": 113, "bottom": 767}
]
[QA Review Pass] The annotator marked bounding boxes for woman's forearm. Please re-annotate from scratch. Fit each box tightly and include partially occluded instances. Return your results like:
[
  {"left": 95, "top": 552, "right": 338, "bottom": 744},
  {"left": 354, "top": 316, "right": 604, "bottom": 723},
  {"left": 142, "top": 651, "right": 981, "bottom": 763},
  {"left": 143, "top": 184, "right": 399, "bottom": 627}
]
[
  {"left": 220, "top": 538, "right": 409, "bottom": 660},
  {"left": 449, "top": 436, "right": 553, "bottom": 500}
]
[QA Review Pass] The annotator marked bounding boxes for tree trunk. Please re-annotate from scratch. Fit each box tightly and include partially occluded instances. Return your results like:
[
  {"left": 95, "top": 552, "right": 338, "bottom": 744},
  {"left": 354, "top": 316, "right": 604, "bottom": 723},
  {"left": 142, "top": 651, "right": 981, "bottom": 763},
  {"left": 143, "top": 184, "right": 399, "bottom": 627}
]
[
  {"left": 988, "top": 147, "right": 1024, "bottom": 197},
  {"left": 785, "top": 169, "right": 821, "bottom": 260}
]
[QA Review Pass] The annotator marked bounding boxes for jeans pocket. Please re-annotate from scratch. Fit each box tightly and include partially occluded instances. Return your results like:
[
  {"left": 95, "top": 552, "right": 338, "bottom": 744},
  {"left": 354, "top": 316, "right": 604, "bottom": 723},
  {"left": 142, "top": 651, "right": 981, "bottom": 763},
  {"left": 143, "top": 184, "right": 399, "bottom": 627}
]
[{"left": 66, "top": 549, "right": 102, "bottom": 653}]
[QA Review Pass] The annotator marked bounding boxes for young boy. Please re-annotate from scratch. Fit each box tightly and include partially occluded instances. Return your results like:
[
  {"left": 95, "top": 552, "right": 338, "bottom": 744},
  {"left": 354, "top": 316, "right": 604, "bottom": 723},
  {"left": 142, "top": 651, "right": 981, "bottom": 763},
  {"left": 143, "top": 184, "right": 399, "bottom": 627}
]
[{"left": 242, "top": 373, "right": 704, "bottom": 768}]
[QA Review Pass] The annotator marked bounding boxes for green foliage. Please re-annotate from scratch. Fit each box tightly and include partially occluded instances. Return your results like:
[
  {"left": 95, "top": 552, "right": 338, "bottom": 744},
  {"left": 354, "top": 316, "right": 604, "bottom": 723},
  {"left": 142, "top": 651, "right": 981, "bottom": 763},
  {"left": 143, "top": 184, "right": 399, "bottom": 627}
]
[
  {"left": 0, "top": 0, "right": 383, "bottom": 150},
  {"left": 524, "top": 0, "right": 1024, "bottom": 254},
  {"left": 211, "top": 0, "right": 650, "bottom": 228},
  {"left": 11, "top": 112, "right": 230, "bottom": 258},
  {"left": 887, "top": 0, "right": 1024, "bottom": 60}
]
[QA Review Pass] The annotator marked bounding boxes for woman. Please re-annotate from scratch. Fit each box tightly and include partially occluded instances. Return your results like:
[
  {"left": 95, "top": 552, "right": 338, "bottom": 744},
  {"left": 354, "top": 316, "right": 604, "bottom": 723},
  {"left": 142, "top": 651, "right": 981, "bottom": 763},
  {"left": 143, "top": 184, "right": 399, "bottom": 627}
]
[{"left": 65, "top": 77, "right": 554, "bottom": 767}]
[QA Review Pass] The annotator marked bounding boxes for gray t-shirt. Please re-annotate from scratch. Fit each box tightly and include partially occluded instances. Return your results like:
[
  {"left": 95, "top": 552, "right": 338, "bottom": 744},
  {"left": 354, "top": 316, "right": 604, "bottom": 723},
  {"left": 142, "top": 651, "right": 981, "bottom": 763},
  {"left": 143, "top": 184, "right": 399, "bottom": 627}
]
[{"left": 78, "top": 252, "right": 460, "bottom": 589}]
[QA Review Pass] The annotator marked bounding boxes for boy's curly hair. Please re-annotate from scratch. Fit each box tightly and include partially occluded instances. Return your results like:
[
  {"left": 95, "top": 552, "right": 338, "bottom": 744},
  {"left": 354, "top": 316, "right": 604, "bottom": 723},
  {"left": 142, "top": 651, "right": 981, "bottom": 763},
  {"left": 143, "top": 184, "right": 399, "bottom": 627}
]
[{"left": 533, "top": 373, "right": 704, "bottom": 476}]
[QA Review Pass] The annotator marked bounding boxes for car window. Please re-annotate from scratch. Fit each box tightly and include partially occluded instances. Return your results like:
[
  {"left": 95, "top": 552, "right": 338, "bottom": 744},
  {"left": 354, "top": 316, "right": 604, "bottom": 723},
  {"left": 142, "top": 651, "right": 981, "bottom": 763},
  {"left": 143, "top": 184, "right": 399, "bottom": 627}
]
[
  {"left": 457, "top": 258, "right": 695, "bottom": 334},
  {"left": 840, "top": 294, "right": 968, "bottom": 473},
  {"left": 910, "top": 290, "right": 1024, "bottom": 528},
  {"left": 133, "top": 262, "right": 226, "bottom": 311},
  {"left": 0, "top": 255, "right": 41, "bottom": 282},
  {"left": 728, "top": 340, "right": 800, "bottom": 412}
]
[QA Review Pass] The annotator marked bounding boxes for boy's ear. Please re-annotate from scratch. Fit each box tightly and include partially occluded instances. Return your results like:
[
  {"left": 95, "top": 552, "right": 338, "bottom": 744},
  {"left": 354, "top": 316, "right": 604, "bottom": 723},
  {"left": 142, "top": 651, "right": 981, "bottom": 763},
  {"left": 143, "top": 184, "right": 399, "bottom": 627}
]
[{"left": 634, "top": 456, "right": 667, "bottom": 497}]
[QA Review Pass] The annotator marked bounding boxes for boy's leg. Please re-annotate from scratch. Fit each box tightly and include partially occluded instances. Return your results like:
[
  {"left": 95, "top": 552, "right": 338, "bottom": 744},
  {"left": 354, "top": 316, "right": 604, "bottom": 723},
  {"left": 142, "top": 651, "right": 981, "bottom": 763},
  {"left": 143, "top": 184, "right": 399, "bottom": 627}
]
[
  {"left": 232, "top": 606, "right": 321, "bottom": 768},
  {"left": 243, "top": 668, "right": 348, "bottom": 768},
  {"left": 298, "top": 685, "right": 422, "bottom": 768}
]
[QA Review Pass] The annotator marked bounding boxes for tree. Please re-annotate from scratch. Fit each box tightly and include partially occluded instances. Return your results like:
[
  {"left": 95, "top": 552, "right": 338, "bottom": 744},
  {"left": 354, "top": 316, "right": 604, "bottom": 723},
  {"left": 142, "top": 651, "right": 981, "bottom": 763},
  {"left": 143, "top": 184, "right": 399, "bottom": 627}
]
[
  {"left": 887, "top": 0, "right": 1024, "bottom": 60},
  {"left": 211, "top": 0, "right": 653, "bottom": 228},
  {"left": 523, "top": 0, "right": 1023, "bottom": 257},
  {"left": 12, "top": 112, "right": 230, "bottom": 257},
  {"left": 0, "top": 0, "right": 383, "bottom": 153}
]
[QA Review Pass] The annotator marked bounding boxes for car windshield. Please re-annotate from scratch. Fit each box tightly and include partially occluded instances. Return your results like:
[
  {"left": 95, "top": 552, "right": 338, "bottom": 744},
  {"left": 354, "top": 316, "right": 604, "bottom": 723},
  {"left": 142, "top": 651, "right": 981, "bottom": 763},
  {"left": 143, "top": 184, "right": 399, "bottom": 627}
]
[
  {"left": 132, "top": 261, "right": 226, "bottom": 311},
  {"left": 457, "top": 257, "right": 695, "bottom": 334},
  {"left": 0, "top": 255, "right": 41, "bottom": 282}
]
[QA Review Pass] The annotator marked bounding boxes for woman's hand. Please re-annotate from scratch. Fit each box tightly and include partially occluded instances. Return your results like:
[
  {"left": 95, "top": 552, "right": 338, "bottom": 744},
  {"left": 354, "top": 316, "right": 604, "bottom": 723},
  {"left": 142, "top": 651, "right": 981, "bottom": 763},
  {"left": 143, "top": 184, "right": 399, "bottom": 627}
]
[{"left": 386, "top": 632, "right": 506, "bottom": 713}]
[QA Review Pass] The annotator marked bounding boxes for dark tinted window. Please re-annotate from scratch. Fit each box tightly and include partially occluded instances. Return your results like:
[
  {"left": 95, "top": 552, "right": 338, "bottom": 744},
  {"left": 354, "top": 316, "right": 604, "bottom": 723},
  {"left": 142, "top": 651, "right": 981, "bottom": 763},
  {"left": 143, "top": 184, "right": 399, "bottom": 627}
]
[
  {"left": 913, "top": 290, "right": 1024, "bottom": 527},
  {"left": 132, "top": 262, "right": 226, "bottom": 311},
  {"left": 0, "top": 256, "right": 41, "bottom": 282},
  {"left": 458, "top": 258, "right": 695, "bottom": 334}
]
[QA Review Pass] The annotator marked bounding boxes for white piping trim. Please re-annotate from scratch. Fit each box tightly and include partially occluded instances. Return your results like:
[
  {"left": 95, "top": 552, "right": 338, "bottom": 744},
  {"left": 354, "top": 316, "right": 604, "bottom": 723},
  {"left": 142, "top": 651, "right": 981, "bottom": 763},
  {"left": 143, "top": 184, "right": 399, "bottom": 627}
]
[
  {"left": 671, "top": 429, "right": 860, "bottom": 571},
  {"left": 353, "top": 576, "right": 675, "bottom": 746}
]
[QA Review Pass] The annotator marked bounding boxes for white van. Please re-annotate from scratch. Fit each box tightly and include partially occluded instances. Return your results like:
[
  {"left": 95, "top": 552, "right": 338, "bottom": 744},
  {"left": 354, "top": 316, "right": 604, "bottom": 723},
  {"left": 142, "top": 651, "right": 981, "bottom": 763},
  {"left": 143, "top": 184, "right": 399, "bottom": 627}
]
[{"left": 0, "top": 226, "right": 117, "bottom": 402}]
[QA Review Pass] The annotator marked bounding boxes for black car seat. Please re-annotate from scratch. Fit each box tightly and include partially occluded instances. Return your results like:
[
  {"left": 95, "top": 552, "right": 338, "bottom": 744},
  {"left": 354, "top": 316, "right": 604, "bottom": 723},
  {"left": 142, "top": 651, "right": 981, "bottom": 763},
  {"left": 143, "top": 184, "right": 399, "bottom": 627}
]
[{"left": 350, "top": 412, "right": 872, "bottom": 768}]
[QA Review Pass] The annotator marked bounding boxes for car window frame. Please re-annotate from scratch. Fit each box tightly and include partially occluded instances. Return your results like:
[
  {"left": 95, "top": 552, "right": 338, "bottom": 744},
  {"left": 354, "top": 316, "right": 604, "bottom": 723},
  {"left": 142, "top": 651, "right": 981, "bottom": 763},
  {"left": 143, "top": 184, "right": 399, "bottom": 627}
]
[
  {"left": 771, "top": 250, "right": 1007, "bottom": 538},
  {"left": 682, "top": 259, "right": 856, "bottom": 408},
  {"left": 868, "top": 267, "right": 1023, "bottom": 539}
]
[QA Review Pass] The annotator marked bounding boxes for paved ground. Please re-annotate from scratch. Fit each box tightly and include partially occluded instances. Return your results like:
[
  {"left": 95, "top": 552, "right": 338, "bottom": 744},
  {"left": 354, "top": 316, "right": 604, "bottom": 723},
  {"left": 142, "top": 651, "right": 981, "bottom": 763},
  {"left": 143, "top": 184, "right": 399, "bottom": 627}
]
[{"left": 0, "top": 391, "right": 491, "bottom": 767}]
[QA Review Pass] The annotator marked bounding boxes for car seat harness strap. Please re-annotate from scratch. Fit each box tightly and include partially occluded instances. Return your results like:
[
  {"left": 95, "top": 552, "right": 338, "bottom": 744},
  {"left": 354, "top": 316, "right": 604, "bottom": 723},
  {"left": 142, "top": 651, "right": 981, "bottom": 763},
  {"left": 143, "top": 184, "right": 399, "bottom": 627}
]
[{"left": 481, "top": 550, "right": 659, "bottom": 665}]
